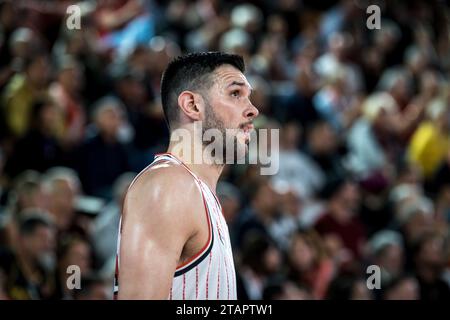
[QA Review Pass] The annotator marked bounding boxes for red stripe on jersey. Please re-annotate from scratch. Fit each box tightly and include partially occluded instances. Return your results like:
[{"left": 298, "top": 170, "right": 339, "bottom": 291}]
[
  {"left": 224, "top": 254, "right": 230, "bottom": 300},
  {"left": 217, "top": 256, "right": 221, "bottom": 299},
  {"left": 182, "top": 274, "right": 186, "bottom": 300},
  {"left": 195, "top": 266, "right": 199, "bottom": 299},
  {"left": 206, "top": 252, "right": 212, "bottom": 299}
]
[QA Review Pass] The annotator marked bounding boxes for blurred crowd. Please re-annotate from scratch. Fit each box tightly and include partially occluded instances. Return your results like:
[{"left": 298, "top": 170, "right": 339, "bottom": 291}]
[{"left": 0, "top": 0, "right": 450, "bottom": 300}]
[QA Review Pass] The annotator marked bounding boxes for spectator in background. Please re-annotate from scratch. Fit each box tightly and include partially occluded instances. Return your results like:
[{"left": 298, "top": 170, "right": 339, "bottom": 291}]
[
  {"left": 3, "top": 99, "right": 64, "bottom": 180},
  {"left": 312, "top": 67, "right": 350, "bottom": 132},
  {"left": 304, "top": 120, "right": 345, "bottom": 189},
  {"left": 94, "top": 0, "right": 155, "bottom": 59},
  {"left": 262, "top": 276, "right": 312, "bottom": 300},
  {"left": 0, "top": 212, "right": 56, "bottom": 300},
  {"left": 325, "top": 275, "right": 373, "bottom": 300},
  {"left": 287, "top": 229, "right": 334, "bottom": 299},
  {"left": 49, "top": 55, "right": 86, "bottom": 149},
  {"left": 52, "top": 24, "right": 110, "bottom": 107},
  {"left": 41, "top": 167, "right": 81, "bottom": 234},
  {"left": 314, "top": 178, "right": 366, "bottom": 270},
  {"left": 371, "top": 19, "right": 403, "bottom": 68},
  {"left": 314, "top": 31, "right": 364, "bottom": 95},
  {"left": 270, "top": 185, "right": 303, "bottom": 251},
  {"left": 0, "top": 268, "right": 7, "bottom": 299},
  {"left": 183, "top": 0, "right": 229, "bottom": 52},
  {"left": 250, "top": 24, "right": 290, "bottom": 81},
  {"left": 346, "top": 92, "right": 400, "bottom": 191},
  {"left": 53, "top": 233, "right": 93, "bottom": 300},
  {"left": 216, "top": 181, "right": 241, "bottom": 248},
  {"left": 412, "top": 232, "right": 450, "bottom": 300},
  {"left": 0, "top": 148, "right": 5, "bottom": 205},
  {"left": 112, "top": 68, "right": 168, "bottom": 170},
  {"left": 73, "top": 274, "right": 109, "bottom": 300},
  {"left": 5, "top": 171, "right": 47, "bottom": 219},
  {"left": 92, "top": 172, "right": 135, "bottom": 275},
  {"left": 281, "top": 67, "right": 320, "bottom": 132},
  {"left": 366, "top": 230, "right": 405, "bottom": 288},
  {"left": 0, "top": 171, "right": 48, "bottom": 249},
  {"left": 396, "top": 198, "right": 435, "bottom": 269},
  {"left": 76, "top": 96, "right": 130, "bottom": 199},
  {"left": 361, "top": 45, "right": 385, "bottom": 94},
  {"left": 146, "top": 37, "right": 181, "bottom": 92},
  {"left": 436, "top": 182, "right": 450, "bottom": 224},
  {"left": 408, "top": 97, "right": 450, "bottom": 179},
  {"left": 376, "top": 67, "right": 412, "bottom": 113},
  {"left": 400, "top": 69, "right": 442, "bottom": 140},
  {"left": 236, "top": 233, "right": 282, "bottom": 300},
  {"left": 0, "top": 2, "right": 19, "bottom": 91},
  {"left": 1, "top": 53, "right": 51, "bottom": 139},
  {"left": 381, "top": 275, "right": 420, "bottom": 300},
  {"left": 6, "top": 27, "right": 37, "bottom": 72},
  {"left": 234, "top": 178, "right": 279, "bottom": 250},
  {"left": 272, "top": 121, "right": 324, "bottom": 200},
  {"left": 14, "top": 0, "right": 80, "bottom": 48}
]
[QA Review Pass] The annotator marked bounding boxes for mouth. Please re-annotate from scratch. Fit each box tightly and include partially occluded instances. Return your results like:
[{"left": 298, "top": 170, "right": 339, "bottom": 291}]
[{"left": 239, "top": 123, "right": 254, "bottom": 142}]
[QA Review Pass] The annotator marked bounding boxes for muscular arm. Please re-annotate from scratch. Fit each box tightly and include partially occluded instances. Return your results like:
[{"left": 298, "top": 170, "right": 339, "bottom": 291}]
[{"left": 117, "top": 166, "right": 203, "bottom": 299}]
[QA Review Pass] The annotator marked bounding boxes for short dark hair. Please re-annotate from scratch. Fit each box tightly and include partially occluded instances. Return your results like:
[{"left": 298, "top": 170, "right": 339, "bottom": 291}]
[
  {"left": 19, "top": 214, "right": 52, "bottom": 236},
  {"left": 160, "top": 51, "right": 245, "bottom": 129}
]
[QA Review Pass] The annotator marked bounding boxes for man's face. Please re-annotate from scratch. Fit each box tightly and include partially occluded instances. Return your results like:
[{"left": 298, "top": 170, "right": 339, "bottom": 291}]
[
  {"left": 64, "top": 240, "right": 92, "bottom": 274},
  {"left": 97, "top": 106, "right": 123, "bottom": 138},
  {"left": 49, "top": 179, "right": 76, "bottom": 229},
  {"left": 339, "top": 182, "right": 361, "bottom": 211},
  {"left": 28, "top": 56, "right": 50, "bottom": 89},
  {"left": 290, "top": 235, "right": 315, "bottom": 272},
  {"left": 379, "top": 244, "right": 404, "bottom": 275},
  {"left": 23, "top": 225, "right": 55, "bottom": 264},
  {"left": 59, "top": 67, "right": 84, "bottom": 93},
  {"left": 201, "top": 65, "right": 259, "bottom": 160},
  {"left": 308, "top": 122, "right": 337, "bottom": 155}
]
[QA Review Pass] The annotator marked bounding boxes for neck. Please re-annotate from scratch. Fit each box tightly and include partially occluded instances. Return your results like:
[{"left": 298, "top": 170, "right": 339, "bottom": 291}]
[{"left": 167, "top": 135, "right": 224, "bottom": 193}]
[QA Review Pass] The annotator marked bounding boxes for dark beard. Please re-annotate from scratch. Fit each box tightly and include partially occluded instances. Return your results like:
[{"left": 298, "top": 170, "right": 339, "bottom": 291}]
[{"left": 202, "top": 100, "right": 247, "bottom": 164}]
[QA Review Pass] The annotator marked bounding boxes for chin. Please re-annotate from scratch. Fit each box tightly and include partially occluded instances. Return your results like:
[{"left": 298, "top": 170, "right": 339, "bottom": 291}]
[{"left": 236, "top": 139, "right": 249, "bottom": 160}]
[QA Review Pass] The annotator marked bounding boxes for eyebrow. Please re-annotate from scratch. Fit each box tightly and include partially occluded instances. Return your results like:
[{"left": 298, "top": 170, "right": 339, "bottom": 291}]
[{"left": 227, "top": 81, "right": 253, "bottom": 91}]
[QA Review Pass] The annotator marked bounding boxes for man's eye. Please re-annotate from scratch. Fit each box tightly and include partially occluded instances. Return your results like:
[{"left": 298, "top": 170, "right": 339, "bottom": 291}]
[{"left": 231, "top": 90, "right": 240, "bottom": 97}]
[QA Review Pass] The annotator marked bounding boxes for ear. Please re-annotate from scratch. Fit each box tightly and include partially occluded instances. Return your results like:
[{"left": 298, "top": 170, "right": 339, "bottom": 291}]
[{"left": 178, "top": 90, "right": 203, "bottom": 122}]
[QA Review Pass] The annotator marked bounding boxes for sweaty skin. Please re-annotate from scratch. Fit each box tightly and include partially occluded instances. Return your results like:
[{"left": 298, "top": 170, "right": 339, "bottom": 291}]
[{"left": 118, "top": 65, "right": 258, "bottom": 299}]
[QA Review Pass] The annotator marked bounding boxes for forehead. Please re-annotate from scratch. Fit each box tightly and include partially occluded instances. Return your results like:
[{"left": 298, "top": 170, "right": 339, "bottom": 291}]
[{"left": 212, "top": 65, "right": 251, "bottom": 89}]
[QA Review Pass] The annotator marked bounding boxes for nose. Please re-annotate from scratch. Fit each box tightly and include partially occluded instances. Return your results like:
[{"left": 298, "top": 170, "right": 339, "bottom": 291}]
[{"left": 244, "top": 102, "right": 259, "bottom": 120}]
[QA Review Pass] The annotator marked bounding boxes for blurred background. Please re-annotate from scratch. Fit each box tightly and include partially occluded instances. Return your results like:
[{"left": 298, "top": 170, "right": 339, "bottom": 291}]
[{"left": 0, "top": 0, "right": 450, "bottom": 300}]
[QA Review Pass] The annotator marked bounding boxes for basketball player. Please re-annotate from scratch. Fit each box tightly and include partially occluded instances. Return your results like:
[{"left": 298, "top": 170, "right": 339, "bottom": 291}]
[{"left": 114, "top": 52, "right": 259, "bottom": 299}]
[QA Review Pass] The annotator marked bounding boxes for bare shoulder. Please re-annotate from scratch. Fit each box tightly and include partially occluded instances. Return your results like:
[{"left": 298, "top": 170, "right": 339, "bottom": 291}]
[
  {"left": 123, "top": 163, "right": 204, "bottom": 230},
  {"left": 126, "top": 163, "right": 200, "bottom": 205},
  {"left": 117, "top": 163, "right": 206, "bottom": 299}
]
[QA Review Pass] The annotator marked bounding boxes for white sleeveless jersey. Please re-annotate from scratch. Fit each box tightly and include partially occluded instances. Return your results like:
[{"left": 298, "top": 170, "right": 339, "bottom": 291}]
[{"left": 113, "top": 153, "right": 237, "bottom": 300}]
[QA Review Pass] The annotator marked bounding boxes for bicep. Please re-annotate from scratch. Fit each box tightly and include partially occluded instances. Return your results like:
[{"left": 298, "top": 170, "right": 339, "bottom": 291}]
[{"left": 117, "top": 192, "right": 188, "bottom": 299}]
